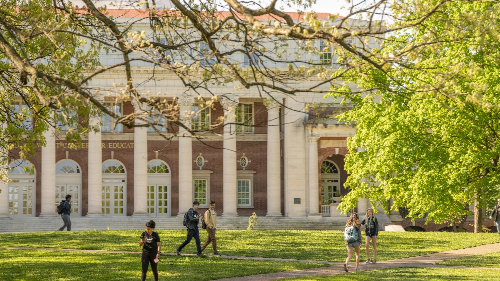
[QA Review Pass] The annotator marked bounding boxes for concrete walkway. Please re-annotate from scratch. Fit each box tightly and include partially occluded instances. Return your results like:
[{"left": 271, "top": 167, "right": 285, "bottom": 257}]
[{"left": 2, "top": 242, "right": 500, "bottom": 280}]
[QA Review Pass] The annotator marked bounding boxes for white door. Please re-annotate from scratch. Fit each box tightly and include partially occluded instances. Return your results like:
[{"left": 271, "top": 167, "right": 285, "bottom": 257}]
[
  {"left": 8, "top": 179, "right": 35, "bottom": 216},
  {"left": 147, "top": 184, "right": 170, "bottom": 216},
  {"left": 55, "top": 185, "right": 81, "bottom": 216},
  {"left": 102, "top": 179, "right": 126, "bottom": 216}
]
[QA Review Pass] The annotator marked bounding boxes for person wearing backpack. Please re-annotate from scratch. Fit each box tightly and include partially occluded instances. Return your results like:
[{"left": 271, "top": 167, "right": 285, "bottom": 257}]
[
  {"left": 489, "top": 198, "right": 500, "bottom": 235},
  {"left": 58, "top": 194, "right": 72, "bottom": 231},
  {"left": 139, "top": 220, "right": 161, "bottom": 281},
  {"left": 177, "top": 201, "right": 202, "bottom": 256},
  {"left": 200, "top": 200, "right": 220, "bottom": 256},
  {"left": 361, "top": 208, "right": 379, "bottom": 263},
  {"left": 343, "top": 212, "right": 361, "bottom": 272}
]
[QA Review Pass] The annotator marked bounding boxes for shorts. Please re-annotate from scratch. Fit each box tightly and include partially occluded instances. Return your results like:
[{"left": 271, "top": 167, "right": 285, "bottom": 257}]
[
  {"left": 365, "top": 233, "right": 377, "bottom": 238},
  {"left": 347, "top": 241, "right": 361, "bottom": 248}
]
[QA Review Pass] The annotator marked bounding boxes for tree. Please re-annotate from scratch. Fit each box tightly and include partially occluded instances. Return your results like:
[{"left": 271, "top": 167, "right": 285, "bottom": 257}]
[{"left": 335, "top": 1, "right": 500, "bottom": 232}]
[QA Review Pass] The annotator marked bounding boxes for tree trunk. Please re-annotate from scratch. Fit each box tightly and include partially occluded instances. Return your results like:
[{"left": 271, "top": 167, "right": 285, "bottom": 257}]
[
  {"left": 458, "top": 214, "right": 467, "bottom": 232},
  {"left": 452, "top": 219, "right": 457, "bottom": 233},
  {"left": 474, "top": 198, "right": 483, "bottom": 233}
]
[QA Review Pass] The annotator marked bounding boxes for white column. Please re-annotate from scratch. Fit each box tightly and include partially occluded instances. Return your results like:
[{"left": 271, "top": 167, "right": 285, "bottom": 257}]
[
  {"left": 0, "top": 123, "right": 8, "bottom": 217},
  {"left": 87, "top": 111, "right": 103, "bottom": 216},
  {"left": 357, "top": 198, "right": 369, "bottom": 215},
  {"left": 221, "top": 97, "right": 238, "bottom": 217},
  {"left": 40, "top": 114, "right": 57, "bottom": 217},
  {"left": 266, "top": 100, "right": 282, "bottom": 216},
  {"left": 308, "top": 137, "right": 321, "bottom": 216},
  {"left": 178, "top": 96, "right": 193, "bottom": 216},
  {"left": 133, "top": 101, "right": 148, "bottom": 216}
]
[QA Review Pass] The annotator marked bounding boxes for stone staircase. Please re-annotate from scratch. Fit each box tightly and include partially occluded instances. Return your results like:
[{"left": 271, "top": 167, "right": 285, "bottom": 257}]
[{"left": 0, "top": 216, "right": 353, "bottom": 233}]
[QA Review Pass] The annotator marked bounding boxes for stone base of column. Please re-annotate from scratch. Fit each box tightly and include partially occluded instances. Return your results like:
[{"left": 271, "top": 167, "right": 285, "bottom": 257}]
[
  {"left": 222, "top": 213, "right": 238, "bottom": 217},
  {"left": 132, "top": 212, "right": 149, "bottom": 217},
  {"left": 307, "top": 213, "right": 322, "bottom": 218},
  {"left": 39, "top": 213, "right": 58, "bottom": 218},
  {"left": 266, "top": 212, "right": 282, "bottom": 217},
  {"left": 86, "top": 213, "right": 104, "bottom": 217}
]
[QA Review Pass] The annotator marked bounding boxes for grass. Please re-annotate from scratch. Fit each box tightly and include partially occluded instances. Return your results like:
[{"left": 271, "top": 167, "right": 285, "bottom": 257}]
[
  {"left": 0, "top": 249, "right": 327, "bottom": 281},
  {"left": 0, "top": 230, "right": 499, "bottom": 262},
  {"left": 280, "top": 267, "right": 500, "bottom": 281},
  {"left": 437, "top": 251, "right": 500, "bottom": 268}
]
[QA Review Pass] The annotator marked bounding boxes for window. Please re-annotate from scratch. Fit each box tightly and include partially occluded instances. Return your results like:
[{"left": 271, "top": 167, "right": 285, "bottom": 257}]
[
  {"left": 244, "top": 53, "right": 259, "bottom": 67},
  {"left": 154, "top": 38, "right": 171, "bottom": 63},
  {"left": 147, "top": 160, "right": 169, "bottom": 173},
  {"left": 102, "top": 160, "right": 127, "bottom": 216},
  {"left": 235, "top": 103, "right": 254, "bottom": 133},
  {"left": 10, "top": 101, "right": 32, "bottom": 130},
  {"left": 321, "top": 161, "right": 339, "bottom": 174},
  {"left": 200, "top": 41, "right": 215, "bottom": 66},
  {"left": 193, "top": 179, "right": 208, "bottom": 206},
  {"left": 56, "top": 160, "right": 81, "bottom": 173},
  {"left": 8, "top": 160, "right": 36, "bottom": 216},
  {"left": 102, "top": 160, "right": 126, "bottom": 174},
  {"left": 319, "top": 40, "right": 332, "bottom": 65},
  {"left": 102, "top": 102, "right": 122, "bottom": 133},
  {"left": 237, "top": 179, "right": 251, "bottom": 207},
  {"left": 191, "top": 104, "right": 210, "bottom": 130},
  {"left": 146, "top": 106, "right": 167, "bottom": 133},
  {"left": 56, "top": 110, "right": 77, "bottom": 132}
]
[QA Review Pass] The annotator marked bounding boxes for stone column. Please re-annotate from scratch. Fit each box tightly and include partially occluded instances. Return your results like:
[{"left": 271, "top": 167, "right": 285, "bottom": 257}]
[
  {"left": 40, "top": 113, "right": 57, "bottom": 217},
  {"left": 221, "top": 97, "right": 238, "bottom": 217},
  {"left": 308, "top": 137, "right": 321, "bottom": 216},
  {"left": 133, "top": 101, "right": 148, "bottom": 216},
  {"left": 266, "top": 100, "right": 282, "bottom": 216},
  {"left": 0, "top": 123, "right": 8, "bottom": 217},
  {"left": 87, "top": 109, "right": 103, "bottom": 216},
  {"left": 357, "top": 198, "right": 369, "bottom": 216},
  {"left": 177, "top": 96, "right": 193, "bottom": 216}
]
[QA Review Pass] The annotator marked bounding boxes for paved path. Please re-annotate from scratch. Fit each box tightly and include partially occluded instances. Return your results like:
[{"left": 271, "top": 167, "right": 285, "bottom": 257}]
[{"left": 2, "top": 243, "right": 500, "bottom": 280}]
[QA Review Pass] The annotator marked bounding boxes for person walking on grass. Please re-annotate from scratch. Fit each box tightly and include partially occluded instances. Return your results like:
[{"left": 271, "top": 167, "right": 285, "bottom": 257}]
[
  {"left": 344, "top": 213, "right": 362, "bottom": 272},
  {"left": 201, "top": 200, "right": 220, "bottom": 256},
  {"left": 489, "top": 198, "right": 500, "bottom": 235},
  {"left": 139, "top": 220, "right": 161, "bottom": 281},
  {"left": 361, "top": 208, "right": 379, "bottom": 263},
  {"left": 58, "top": 194, "right": 72, "bottom": 231},
  {"left": 177, "top": 201, "right": 202, "bottom": 256}
]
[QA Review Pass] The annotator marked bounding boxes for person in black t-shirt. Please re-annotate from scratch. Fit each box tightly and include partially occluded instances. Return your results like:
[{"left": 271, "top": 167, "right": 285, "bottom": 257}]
[{"left": 139, "top": 220, "right": 161, "bottom": 281}]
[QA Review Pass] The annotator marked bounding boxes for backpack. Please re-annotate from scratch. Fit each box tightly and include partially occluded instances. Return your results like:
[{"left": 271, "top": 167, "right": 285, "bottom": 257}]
[
  {"left": 57, "top": 200, "right": 65, "bottom": 215},
  {"left": 201, "top": 210, "right": 211, "bottom": 229},
  {"left": 344, "top": 225, "right": 358, "bottom": 243},
  {"left": 182, "top": 212, "right": 189, "bottom": 227}
]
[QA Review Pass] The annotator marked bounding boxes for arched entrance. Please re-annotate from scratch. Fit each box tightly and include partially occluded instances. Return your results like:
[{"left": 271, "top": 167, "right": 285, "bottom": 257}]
[
  {"left": 320, "top": 160, "right": 341, "bottom": 216},
  {"left": 8, "top": 160, "right": 36, "bottom": 216},
  {"left": 147, "top": 160, "right": 171, "bottom": 217},
  {"left": 102, "top": 160, "right": 127, "bottom": 216},
  {"left": 55, "top": 160, "right": 82, "bottom": 216}
]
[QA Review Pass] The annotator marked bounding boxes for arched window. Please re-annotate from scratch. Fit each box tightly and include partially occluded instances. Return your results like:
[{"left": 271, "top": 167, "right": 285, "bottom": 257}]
[
  {"left": 8, "top": 160, "right": 35, "bottom": 175},
  {"left": 321, "top": 161, "right": 339, "bottom": 174},
  {"left": 56, "top": 160, "right": 81, "bottom": 173},
  {"left": 147, "top": 160, "right": 170, "bottom": 173},
  {"left": 102, "top": 160, "right": 126, "bottom": 174}
]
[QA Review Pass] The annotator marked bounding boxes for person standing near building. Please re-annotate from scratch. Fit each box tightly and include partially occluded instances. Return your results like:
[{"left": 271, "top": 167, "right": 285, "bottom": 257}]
[
  {"left": 344, "top": 213, "right": 361, "bottom": 272},
  {"left": 361, "top": 208, "right": 379, "bottom": 263},
  {"left": 58, "top": 194, "right": 72, "bottom": 231},
  {"left": 177, "top": 201, "right": 202, "bottom": 256},
  {"left": 139, "top": 220, "right": 161, "bottom": 281},
  {"left": 201, "top": 200, "right": 220, "bottom": 256},
  {"left": 489, "top": 198, "right": 500, "bottom": 235}
]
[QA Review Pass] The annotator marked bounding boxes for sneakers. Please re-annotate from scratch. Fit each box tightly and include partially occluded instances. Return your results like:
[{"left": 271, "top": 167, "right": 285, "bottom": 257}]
[
  {"left": 213, "top": 252, "right": 221, "bottom": 257},
  {"left": 356, "top": 268, "right": 360, "bottom": 272},
  {"left": 365, "top": 258, "right": 371, "bottom": 263},
  {"left": 372, "top": 259, "right": 376, "bottom": 264},
  {"left": 343, "top": 264, "right": 348, "bottom": 272},
  {"left": 176, "top": 250, "right": 181, "bottom": 256}
]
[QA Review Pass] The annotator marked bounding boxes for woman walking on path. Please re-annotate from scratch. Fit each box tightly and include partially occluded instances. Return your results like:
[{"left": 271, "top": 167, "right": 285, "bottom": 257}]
[
  {"left": 139, "top": 220, "right": 161, "bottom": 281},
  {"left": 344, "top": 213, "right": 362, "bottom": 272},
  {"left": 361, "top": 208, "right": 379, "bottom": 263}
]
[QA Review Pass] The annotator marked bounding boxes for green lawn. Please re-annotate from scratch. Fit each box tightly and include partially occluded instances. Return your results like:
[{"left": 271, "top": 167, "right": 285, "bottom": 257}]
[
  {"left": 437, "top": 251, "right": 500, "bottom": 268},
  {"left": 0, "top": 249, "right": 326, "bottom": 281},
  {"left": 279, "top": 267, "right": 500, "bottom": 281},
  {"left": 0, "top": 230, "right": 498, "bottom": 262}
]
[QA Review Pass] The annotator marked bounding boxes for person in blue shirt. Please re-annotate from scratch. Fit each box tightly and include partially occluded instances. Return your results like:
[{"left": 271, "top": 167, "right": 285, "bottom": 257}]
[{"left": 58, "top": 194, "right": 72, "bottom": 231}]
